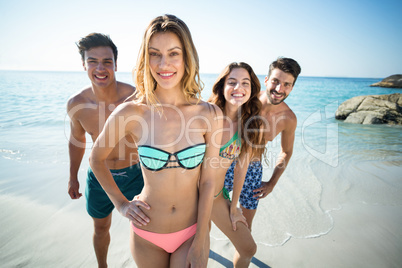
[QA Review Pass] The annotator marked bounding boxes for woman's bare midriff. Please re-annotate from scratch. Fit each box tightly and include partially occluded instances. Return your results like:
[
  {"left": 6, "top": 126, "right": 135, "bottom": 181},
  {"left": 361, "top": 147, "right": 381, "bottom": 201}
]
[{"left": 136, "top": 169, "right": 199, "bottom": 234}]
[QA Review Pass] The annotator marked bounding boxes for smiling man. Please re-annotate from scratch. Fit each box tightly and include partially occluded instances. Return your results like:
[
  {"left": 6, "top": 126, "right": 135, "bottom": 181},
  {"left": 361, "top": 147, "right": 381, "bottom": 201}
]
[
  {"left": 66, "top": 33, "right": 144, "bottom": 268},
  {"left": 224, "top": 57, "right": 301, "bottom": 230}
]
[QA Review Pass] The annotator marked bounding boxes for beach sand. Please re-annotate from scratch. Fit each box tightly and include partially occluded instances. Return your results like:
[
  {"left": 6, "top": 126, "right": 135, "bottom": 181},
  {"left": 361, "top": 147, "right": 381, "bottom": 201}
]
[
  {"left": 210, "top": 203, "right": 402, "bottom": 268},
  {"left": 1, "top": 154, "right": 402, "bottom": 268},
  {"left": 2, "top": 191, "right": 401, "bottom": 267}
]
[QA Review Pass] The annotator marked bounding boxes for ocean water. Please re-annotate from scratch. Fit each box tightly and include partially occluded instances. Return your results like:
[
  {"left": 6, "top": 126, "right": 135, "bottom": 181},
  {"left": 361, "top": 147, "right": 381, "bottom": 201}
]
[{"left": 1, "top": 70, "right": 402, "bottom": 264}]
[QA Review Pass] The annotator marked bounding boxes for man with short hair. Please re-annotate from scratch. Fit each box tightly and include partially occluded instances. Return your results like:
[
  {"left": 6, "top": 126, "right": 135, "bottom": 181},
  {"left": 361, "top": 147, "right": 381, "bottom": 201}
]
[{"left": 67, "top": 33, "right": 144, "bottom": 268}]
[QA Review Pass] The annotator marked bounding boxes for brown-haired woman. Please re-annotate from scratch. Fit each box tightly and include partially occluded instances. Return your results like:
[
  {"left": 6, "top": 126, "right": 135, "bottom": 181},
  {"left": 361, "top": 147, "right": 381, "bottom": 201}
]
[{"left": 209, "top": 62, "right": 264, "bottom": 267}]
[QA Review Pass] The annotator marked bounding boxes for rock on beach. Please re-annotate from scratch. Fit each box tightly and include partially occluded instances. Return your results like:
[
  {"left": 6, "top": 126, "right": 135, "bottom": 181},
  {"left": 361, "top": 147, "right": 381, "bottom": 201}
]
[
  {"left": 335, "top": 93, "right": 402, "bottom": 125},
  {"left": 370, "top": 75, "right": 402, "bottom": 88}
]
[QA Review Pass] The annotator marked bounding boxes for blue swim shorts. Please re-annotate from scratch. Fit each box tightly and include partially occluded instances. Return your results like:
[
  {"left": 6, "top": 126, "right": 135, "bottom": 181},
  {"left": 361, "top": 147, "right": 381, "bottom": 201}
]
[
  {"left": 224, "top": 161, "right": 262, "bottom": 210},
  {"left": 85, "top": 163, "right": 144, "bottom": 219}
]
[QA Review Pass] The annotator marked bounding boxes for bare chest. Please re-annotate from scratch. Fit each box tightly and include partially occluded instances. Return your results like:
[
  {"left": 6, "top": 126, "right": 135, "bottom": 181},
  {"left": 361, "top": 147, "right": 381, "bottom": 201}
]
[
  {"left": 78, "top": 105, "right": 114, "bottom": 141},
  {"left": 262, "top": 113, "right": 287, "bottom": 142}
]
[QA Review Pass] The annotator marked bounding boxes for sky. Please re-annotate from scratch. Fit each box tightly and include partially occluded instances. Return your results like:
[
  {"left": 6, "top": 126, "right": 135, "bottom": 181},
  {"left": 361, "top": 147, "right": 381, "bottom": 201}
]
[{"left": 0, "top": 0, "right": 401, "bottom": 78}]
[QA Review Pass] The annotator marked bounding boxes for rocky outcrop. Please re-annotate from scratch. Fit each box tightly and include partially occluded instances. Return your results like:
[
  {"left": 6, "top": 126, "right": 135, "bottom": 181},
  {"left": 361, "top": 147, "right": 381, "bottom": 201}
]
[
  {"left": 370, "top": 75, "right": 402, "bottom": 88},
  {"left": 335, "top": 93, "right": 402, "bottom": 125}
]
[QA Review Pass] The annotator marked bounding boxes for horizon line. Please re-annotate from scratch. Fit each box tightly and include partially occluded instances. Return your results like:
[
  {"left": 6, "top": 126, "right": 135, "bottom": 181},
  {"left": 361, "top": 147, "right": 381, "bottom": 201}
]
[{"left": 0, "top": 69, "right": 389, "bottom": 80}]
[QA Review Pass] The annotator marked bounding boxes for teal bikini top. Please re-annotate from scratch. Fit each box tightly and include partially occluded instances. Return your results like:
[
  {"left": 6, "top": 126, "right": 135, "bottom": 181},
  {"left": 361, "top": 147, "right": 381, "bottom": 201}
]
[{"left": 138, "top": 143, "right": 206, "bottom": 172}]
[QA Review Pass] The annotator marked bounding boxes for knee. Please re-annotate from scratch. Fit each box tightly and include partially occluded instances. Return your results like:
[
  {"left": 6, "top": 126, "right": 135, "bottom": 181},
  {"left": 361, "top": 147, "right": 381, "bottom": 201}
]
[
  {"left": 239, "top": 240, "right": 257, "bottom": 259},
  {"left": 94, "top": 225, "right": 110, "bottom": 236},
  {"left": 93, "top": 219, "right": 111, "bottom": 236},
  {"left": 248, "top": 240, "right": 257, "bottom": 257}
]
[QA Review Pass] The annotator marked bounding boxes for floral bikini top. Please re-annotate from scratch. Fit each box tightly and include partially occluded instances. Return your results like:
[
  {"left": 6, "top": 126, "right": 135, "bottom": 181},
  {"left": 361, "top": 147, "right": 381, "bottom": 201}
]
[{"left": 219, "top": 131, "right": 241, "bottom": 160}]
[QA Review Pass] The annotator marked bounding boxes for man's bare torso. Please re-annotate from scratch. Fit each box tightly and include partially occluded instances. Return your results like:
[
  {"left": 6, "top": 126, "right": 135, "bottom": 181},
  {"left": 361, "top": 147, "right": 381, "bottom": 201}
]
[
  {"left": 69, "top": 82, "right": 138, "bottom": 169},
  {"left": 257, "top": 91, "right": 297, "bottom": 163},
  {"left": 260, "top": 101, "right": 294, "bottom": 142}
]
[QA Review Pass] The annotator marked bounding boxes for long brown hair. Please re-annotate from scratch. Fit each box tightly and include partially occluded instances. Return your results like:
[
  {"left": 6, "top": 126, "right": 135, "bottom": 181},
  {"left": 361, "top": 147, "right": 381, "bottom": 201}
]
[{"left": 209, "top": 62, "right": 265, "bottom": 159}]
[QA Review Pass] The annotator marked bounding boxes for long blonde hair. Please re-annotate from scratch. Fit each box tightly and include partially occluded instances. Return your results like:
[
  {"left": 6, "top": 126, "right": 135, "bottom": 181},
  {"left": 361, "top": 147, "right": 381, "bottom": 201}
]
[{"left": 134, "top": 14, "right": 203, "bottom": 107}]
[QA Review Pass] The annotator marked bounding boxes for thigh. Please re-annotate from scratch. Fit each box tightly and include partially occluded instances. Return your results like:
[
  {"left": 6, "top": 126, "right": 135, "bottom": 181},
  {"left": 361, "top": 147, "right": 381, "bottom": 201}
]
[
  {"left": 241, "top": 206, "right": 257, "bottom": 231},
  {"left": 169, "top": 234, "right": 195, "bottom": 268},
  {"left": 130, "top": 227, "right": 170, "bottom": 268},
  {"left": 239, "top": 161, "right": 262, "bottom": 210},
  {"left": 170, "top": 233, "right": 210, "bottom": 268},
  {"left": 86, "top": 169, "right": 115, "bottom": 219},
  {"left": 212, "top": 195, "right": 255, "bottom": 251}
]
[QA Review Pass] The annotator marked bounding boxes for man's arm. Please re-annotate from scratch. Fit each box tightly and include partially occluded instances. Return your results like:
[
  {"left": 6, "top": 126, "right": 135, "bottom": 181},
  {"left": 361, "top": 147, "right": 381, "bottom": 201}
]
[
  {"left": 253, "top": 115, "right": 296, "bottom": 199},
  {"left": 67, "top": 101, "right": 87, "bottom": 199}
]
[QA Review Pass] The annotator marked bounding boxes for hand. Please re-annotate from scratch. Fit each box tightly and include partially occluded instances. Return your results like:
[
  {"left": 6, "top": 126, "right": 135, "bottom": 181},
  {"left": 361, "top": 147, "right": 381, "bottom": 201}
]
[
  {"left": 253, "top": 181, "right": 274, "bottom": 200},
  {"left": 68, "top": 179, "right": 82, "bottom": 199},
  {"left": 186, "top": 240, "right": 208, "bottom": 268},
  {"left": 119, "top": 195, "right": 151, "bottom": 226},
  {"left": 230, "top": 207, "right": 248, "bottom": 231}
]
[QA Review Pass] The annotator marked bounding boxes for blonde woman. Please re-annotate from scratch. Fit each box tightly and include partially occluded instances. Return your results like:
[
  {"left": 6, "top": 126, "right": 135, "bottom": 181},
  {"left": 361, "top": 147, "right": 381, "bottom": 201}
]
[{"left": 90, "top": 14, "right": 222, "bottom": 267}]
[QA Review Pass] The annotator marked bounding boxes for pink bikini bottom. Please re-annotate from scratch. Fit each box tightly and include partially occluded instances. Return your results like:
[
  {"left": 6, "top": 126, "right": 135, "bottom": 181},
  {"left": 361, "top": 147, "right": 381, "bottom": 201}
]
[{"left": 132, "top": 223, "right": 197, "bottom": 253}]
